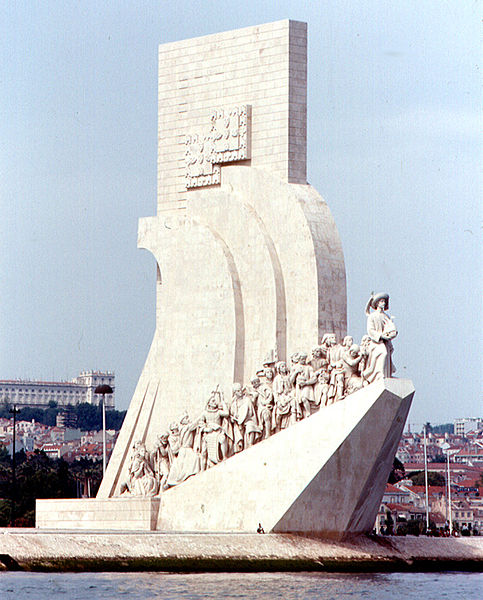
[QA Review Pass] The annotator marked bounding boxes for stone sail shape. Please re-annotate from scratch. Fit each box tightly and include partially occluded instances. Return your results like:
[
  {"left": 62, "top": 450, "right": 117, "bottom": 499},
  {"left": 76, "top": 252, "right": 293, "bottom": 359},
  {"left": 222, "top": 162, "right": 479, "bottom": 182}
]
[
  {"left": 154, "top": 379, "right": 414, "bottom": 537},
  {"left": 98, "top": 165, "right": 346, "bottom": 498},
  {"left": 98, "top": 18, "right": 347, "bottom": 501}
]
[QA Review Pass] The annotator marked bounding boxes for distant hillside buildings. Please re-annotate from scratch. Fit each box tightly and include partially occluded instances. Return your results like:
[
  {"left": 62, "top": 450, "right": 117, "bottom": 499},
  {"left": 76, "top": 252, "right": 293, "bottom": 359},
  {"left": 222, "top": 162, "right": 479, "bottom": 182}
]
[
  {"left": 0, "top": 417, "right": 118, "bottom": 465},
  {"left": 379, "top": 425, "right": 483, "bottom": 536},
  {"left": 0, "top": 371, "right": 115, "bottom": 409}
]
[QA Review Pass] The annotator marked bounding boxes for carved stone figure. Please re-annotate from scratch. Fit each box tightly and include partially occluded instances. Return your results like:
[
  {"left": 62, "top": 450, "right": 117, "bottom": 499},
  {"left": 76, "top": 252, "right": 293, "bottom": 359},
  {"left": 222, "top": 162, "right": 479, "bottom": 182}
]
[
  {"left": 120, "top": 441, "right": 158, "bottom": 497},
  {"left": 359, "top": 334, "right": 371, "bottom": 374},
  {"left": 151, "top": 433, "right": 170, "bottom": 489},
  {"left": 314, "top": 371, "right": 330, "bottom": 407},
  {"left": 310, "top": 347, "right": 327, "bottom": 374},
  {"left": 292, "top": 353, "right": 316, "bottom": 419},
  {"left": 342, "top": 344, "right": 363, "bottom": 394},
  {"left": 273, "top": 361, "right": 295, "bottom": 432},
  {"left": 342, "top": 335, "right": 354, "bottom": 351},
  {"left": 252, "top": 373, "right": 274, "bottom": 440},
  {"left": 230, "top": 383, "right": 261, "bottom": 451},
  {"left": 199, "top": 389, "right": 230, "bottom": 469},
  {"left": 331, "top": 361, "right": 346, "bottom": 402},
  {"left": 320, "top": 333, "right": 337, "bottom": 363},
  {"left": 327, "top": 334, "right": 343, "bottom": 367},
  {"left": 289, "top": 353, "right": 302, "bottom": 391},
  {"left": 362, "top": 293, "right": 397, "bottom": 384},
  {"left": 167, "top": 422, "right": 181, "bottom": 462},
  {"left": 165, "top": 413, "right": 201, "bottom": 488},
  {"left": 319, "top": 334, "right": 331, "bottom": 360},
  {"left": 229, "top": 383, "right": 244, "bottom": 453}
]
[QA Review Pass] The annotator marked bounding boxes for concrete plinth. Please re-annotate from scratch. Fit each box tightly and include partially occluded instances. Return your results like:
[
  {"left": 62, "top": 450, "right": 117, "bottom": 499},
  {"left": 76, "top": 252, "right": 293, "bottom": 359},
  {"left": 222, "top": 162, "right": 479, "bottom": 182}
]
[{"left": 36, "top": 497, "right": 160, "bottom": 531}]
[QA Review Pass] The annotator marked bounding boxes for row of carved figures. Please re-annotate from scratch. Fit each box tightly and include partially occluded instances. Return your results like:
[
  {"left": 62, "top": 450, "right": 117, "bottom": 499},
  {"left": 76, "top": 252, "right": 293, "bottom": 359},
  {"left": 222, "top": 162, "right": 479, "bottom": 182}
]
[{"left": 120, "top": 293, "right": 397, "bottom": 497}]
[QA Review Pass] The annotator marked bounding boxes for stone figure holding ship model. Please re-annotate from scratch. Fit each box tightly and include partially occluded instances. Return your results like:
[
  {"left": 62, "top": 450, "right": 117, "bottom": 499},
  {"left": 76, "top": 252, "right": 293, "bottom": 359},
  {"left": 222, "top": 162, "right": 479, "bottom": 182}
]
[{"left": 362, "top": 292, "right": 397, "bottom": 384}]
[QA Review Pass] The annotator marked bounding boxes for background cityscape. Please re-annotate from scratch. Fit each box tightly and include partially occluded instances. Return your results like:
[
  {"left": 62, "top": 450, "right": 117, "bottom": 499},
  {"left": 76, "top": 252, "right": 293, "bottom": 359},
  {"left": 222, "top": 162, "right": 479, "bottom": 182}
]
[{"left": 1, "top": 2, "right": 481, "bottom": 428}]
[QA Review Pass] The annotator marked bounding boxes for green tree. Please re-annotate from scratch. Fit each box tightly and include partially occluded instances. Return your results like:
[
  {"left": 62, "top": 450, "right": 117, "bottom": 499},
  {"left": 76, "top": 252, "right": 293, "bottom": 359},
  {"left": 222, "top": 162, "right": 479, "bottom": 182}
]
[
  {"left": 431, "top": 423, "right": 453, "bottom": 435},
  {"left": 0, "top": 403, "right": 126, "bottom": 432},
  {"left": 384, "top": 512, "right": 394, "bottom": 535},
  {"left": 0, "top": 445, "right": 10, "bottom": 464},
  {"left": 0, "top": 499, "right": 11, "bottom": 525},
  {"left": 408, "top": 470, "right": 446, "bottom": 486},
  {"left": 75, "top": 403, "right": 101, "bottom": 430},
  {"left": 0, "top": 449, "right": 104, "bottom": 527},
  {"left": 407, "top": 518, "right": 423, "bottom": 536},
  {"left": 388, "top": 456, "right": 405, "bottom": 484},
  {"left": 0, "top": 400, "right": 11, "bottom": 419},
  {"left": 105, "top": 409, "right": 126, "bottom": 430}
]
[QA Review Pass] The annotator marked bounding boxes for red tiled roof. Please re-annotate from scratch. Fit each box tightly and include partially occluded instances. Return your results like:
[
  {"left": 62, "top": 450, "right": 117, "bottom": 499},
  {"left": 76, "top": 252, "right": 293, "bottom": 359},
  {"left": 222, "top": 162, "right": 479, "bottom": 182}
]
[
  {"left": 385, "top": 484, "right": 404, "bottom": 493},
  {"left": 386, "top": 502, "right": 425, "bottom": 513},
  {"left": 455, "top": 447, "right": 483, "bottom": 455},
  {"left": 409, "top": 485, "right": 446, "bottom": 495},
  {"left": 456, "top": 478, "right": 480, "bottom": 488}
]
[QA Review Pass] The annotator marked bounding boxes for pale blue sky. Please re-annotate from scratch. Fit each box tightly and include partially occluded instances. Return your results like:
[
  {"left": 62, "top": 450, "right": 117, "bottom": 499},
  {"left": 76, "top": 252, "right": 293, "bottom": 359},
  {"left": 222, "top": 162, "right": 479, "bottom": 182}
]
[{"left": 1, "top": 1, "right": 481, "bottom": 429}]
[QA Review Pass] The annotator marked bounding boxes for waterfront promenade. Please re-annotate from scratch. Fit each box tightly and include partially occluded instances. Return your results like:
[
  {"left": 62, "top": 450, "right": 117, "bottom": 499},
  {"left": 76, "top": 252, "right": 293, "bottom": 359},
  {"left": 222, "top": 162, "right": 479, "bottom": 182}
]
[{"left": 1, "top": 529, "right": 482, "bottom": 572}]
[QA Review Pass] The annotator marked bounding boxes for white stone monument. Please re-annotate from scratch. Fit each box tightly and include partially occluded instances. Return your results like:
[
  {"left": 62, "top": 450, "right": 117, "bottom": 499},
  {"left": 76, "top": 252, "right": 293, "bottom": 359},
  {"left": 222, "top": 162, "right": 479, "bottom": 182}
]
[
  {"left": 99, "top": 19, "right": 347, "bottom": 497},
  {"left": 36, "top": 21, "right": 414, "bottom": 538}
]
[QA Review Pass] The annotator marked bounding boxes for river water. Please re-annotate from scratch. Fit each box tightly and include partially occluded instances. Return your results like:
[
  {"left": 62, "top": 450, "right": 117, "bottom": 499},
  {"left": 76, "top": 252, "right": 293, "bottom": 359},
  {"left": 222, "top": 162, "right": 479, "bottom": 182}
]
[{"left": 1, "top": 571, "right": 482, "bottom": 599}]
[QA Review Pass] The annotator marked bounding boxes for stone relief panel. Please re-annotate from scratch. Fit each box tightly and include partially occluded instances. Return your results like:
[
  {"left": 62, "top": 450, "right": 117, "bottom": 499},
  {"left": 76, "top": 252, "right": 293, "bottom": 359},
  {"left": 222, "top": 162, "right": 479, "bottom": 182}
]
[
  {"left": 185, "top": 134, "right": 221, "bottom": 189},
  {"left": 118, "top": 293, "right": 397, "bottom": 497},
  {"left": 185, "top": 105, "right": 251, "bottom": 189}
]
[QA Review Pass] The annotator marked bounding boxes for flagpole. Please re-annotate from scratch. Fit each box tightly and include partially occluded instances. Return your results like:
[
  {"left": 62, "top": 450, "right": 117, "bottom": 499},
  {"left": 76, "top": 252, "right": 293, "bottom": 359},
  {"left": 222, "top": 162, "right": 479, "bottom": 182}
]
[
  {"left": 423, "top": 424, "right": 430, "bottom": 531},
  {"left": 447, "top": 449, "right": 453, "bottom": 535}
]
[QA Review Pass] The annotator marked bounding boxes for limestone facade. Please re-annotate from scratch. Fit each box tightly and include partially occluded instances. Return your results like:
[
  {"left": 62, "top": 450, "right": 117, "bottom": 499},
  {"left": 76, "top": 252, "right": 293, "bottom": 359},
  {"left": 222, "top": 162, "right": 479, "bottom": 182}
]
[
  {"left": 97, "top": 20, "right": 347, "bottom": 502},
  {"left": 157, "top": 19, "right": 307, "bottom": 212}
]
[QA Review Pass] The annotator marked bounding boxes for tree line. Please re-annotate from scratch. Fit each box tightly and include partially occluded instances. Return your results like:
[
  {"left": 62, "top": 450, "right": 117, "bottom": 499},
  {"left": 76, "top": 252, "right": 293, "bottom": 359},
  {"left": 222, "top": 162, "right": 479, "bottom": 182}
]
[
  {"left": 0, "top": 401, "right": 126, "bottom": 431},
  {"left": 0, "top": 447, "right": 103, "bottom": 527}
]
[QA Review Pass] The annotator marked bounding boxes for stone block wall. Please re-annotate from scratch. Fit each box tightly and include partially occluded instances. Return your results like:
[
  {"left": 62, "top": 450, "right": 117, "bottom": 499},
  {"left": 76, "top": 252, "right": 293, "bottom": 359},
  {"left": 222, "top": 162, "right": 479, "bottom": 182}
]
[{"left": 157, "top": 19, "right": 307, "bottom": 212}]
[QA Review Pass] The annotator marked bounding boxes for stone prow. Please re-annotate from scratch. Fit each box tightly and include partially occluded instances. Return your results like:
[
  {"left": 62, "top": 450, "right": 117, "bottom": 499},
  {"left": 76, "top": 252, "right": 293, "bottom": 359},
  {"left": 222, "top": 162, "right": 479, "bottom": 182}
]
[{"left": 153, "top": 379, "right": 413, "bottom": 537}]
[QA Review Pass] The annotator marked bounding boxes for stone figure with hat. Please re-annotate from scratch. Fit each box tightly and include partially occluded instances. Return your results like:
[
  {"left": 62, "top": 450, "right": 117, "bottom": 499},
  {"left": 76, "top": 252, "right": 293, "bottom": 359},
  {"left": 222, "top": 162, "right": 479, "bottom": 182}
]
[{"left": 362, "top": 292, "right": 398, "bottom": 384}]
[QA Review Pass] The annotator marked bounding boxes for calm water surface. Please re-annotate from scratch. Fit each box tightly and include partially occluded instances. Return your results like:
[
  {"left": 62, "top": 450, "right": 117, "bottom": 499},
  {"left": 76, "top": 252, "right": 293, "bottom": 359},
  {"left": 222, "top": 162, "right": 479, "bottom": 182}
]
[{"left": 1, "top": 571, "right": 482, "bottom": 600}]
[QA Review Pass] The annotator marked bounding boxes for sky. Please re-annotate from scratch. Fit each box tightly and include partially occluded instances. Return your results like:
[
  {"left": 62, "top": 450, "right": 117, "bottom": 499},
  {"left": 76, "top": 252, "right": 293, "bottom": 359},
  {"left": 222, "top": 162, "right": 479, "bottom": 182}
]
[{"left": 1, "top": 1, "right": 481, "bottom": 430}]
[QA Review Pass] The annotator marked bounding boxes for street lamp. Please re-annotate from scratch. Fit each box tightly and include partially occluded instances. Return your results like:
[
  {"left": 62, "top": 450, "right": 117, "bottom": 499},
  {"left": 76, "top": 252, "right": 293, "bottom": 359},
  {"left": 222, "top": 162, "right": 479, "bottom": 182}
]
[
  {"left": 94, "top": 384, "right": 113, "bottom": 477},
  {"left": 441, "top": 442, "right": 458, "bottom": 535},
  {"left": 9, "top": 405, "right": 20, "bottom": 527}
]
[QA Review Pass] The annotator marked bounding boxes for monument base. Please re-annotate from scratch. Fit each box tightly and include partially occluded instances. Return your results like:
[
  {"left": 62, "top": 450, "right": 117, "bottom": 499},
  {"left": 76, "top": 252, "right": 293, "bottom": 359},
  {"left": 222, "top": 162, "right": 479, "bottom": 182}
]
[
  {"left": 37, "top": 379, "right": 414, "bottom": 537},
  {"left": 36, "top": 497, "right": 160, "bottom": 531}
]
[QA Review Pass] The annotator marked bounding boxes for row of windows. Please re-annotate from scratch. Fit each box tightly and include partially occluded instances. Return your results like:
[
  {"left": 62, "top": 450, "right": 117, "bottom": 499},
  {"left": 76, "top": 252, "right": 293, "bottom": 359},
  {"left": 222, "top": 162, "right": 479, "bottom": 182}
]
[
  {"left": 1, "top": 389, "right": 83, "bottom": 395},
  {"left": 16, "top": 391, "right": 82, "bottom": 394}
]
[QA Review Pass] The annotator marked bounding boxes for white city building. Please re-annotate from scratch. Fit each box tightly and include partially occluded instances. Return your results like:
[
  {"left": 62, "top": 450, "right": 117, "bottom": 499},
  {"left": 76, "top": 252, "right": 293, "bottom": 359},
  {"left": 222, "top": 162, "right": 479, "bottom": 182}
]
[
  {"left": 0, "top": 371, "right": 115, "bottom": 409},
  {"left": 454, "top": 418, "right": 483, "bottom": 437}
]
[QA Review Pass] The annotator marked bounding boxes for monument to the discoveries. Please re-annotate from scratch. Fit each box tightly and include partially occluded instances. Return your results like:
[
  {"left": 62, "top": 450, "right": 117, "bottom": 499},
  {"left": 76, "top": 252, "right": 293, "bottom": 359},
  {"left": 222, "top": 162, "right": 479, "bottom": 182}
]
[{"left": 36, "top": 20, "right": 414, "bottom": 538}]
